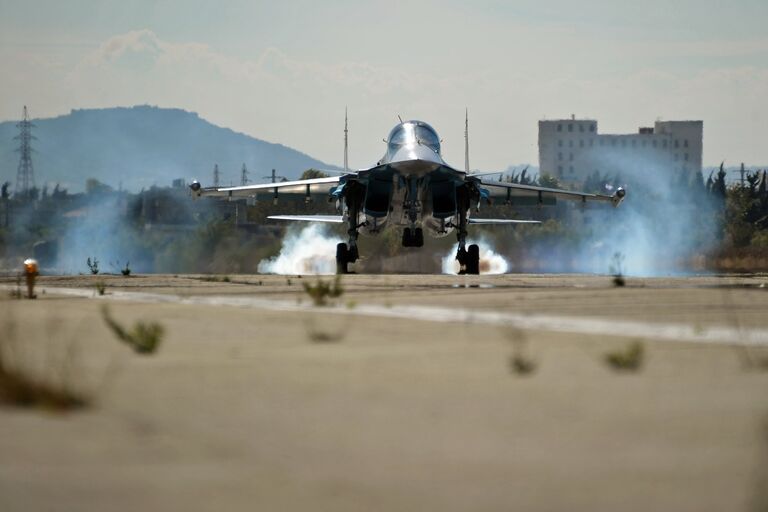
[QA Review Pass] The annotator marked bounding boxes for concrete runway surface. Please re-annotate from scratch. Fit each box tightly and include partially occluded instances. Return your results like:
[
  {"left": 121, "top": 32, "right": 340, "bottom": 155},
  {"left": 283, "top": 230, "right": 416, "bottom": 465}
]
[{"left": 1, "top": 273, "right": 768, "bottom": 511}]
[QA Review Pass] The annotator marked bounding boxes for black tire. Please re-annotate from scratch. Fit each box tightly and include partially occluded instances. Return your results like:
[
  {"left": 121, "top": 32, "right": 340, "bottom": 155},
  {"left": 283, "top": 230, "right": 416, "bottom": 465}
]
[
  {"left": 456, "top": 247, "right": 468, "bottom": 275},
  {"left": 401, "top": 228, "right": 412, "bottom": 247},
  {"left": 414, "top": 228, "right": 424, "bottom": 247},
  {"left": 466, "top": 244, "right": 480, "bottom": 275},
  {"left": 336, "top": 242, "right": 349, "bottom": 274}
]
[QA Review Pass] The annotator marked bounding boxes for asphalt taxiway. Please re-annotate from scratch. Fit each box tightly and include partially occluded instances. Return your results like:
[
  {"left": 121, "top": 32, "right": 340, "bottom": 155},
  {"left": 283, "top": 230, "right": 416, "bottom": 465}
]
[{"left": 1, "top": 273, "right": 767, "bottom": 511}]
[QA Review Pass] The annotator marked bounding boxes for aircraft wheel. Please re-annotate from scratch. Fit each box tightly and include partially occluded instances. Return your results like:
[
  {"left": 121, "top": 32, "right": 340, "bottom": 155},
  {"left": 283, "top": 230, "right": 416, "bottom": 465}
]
[
  {"left": 401, "top": 228, "right": 412, "bottom": 247},
  {"left": 414, "top": 228, "right": 424, "bottom": 247},
  {"left": 336, "top": 243, "right": 349, "bottom": 274},
  {"left": 466, "top": 244, "right": 480, "bottom": 275}
]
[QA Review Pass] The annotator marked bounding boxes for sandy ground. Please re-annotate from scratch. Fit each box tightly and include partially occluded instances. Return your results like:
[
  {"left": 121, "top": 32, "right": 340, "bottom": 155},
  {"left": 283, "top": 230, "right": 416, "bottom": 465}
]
[{"left": 1, "top": 273, "right": 768, "bottom": 511}]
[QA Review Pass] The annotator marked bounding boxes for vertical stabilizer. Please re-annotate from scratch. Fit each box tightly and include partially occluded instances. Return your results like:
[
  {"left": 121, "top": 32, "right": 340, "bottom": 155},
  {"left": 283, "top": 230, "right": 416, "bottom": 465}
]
[
  {"left": 464, "top": 108, "right": 470, "bottom": 172},
  {"left": 344, "top": 107, "right": 349, "bottom": 172}
]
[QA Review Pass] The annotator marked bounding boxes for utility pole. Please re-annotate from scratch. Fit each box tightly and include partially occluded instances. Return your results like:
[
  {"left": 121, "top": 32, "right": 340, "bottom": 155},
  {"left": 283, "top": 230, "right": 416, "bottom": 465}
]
[
  {"left": 14, "top": 106, "right": 36, "bottom": 198},
  {"left": 240, "top": 163, "right": 249, "bottom": 186},
  {"left": 213, "top": 164, "right": 220, "bottom": 187},
  {"left": 263, "top": 169, "right": 286, "bottom": 183}
]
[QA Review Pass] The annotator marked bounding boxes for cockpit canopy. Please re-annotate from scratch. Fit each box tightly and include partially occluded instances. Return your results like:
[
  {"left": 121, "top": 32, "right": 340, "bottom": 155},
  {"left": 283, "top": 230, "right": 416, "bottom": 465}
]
[{"left": 387, "top": 121, "right": 441, "bottom": 155}]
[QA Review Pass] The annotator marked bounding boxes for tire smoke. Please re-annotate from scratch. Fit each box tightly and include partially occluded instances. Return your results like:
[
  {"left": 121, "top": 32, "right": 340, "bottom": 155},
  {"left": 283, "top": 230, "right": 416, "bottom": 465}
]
[
  {"left": 257, "top": 224, "right": 342, "bottom": 275},
  {"left": 441, "top": 240, "right": 510, "bottom": 275}
]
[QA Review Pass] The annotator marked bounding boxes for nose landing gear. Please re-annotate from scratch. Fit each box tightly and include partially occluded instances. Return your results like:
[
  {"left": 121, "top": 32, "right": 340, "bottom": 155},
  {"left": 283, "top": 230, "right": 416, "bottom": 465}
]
[{"left": 401, "top": 227, "right": 424, "bottom": 248}]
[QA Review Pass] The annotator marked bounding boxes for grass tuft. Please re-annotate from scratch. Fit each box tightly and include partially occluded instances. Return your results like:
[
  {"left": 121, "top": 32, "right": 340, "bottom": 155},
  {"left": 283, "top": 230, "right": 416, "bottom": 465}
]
[
  {"left": 102, "top": 306, "right": 164, "bottom": 354},
  {"left": 0, "top": 312, "right": 89, "bottom": 411},
  {"left": 604, "top": 341, "right": 644, "bottom": 372},
  {"left": 303, "top": 276, "right": 344, "bottom": 306}
]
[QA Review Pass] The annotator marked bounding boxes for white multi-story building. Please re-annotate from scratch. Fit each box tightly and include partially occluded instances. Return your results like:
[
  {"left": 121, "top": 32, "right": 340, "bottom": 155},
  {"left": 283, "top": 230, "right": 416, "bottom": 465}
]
[{"left": 538, "top": 116, "right": 703, "bottom": 185}]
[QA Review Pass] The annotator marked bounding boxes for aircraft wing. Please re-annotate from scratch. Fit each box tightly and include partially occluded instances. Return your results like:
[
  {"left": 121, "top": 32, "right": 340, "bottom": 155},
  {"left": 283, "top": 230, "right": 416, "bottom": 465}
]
[
  {"left": 477, "top": 178, "right": 626, "bottom": 207},
  {"left": 468, "top": 218, "right": 541, "bottom": 225},
  {"left": 268, "top": 215, "right": 344, "bottom": 223},
  {"left": 190, "top": 176, "right": 343, "bottom": 199}
]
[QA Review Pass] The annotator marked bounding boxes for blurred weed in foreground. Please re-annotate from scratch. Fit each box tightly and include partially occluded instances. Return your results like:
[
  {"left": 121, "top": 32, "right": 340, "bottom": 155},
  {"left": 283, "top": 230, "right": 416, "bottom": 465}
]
[
  {"left": 101, "top": 306, "right": 164, "bottom": 354},
  {"left": 303, "top": 315, "right": 347, "bottom": 343},
  {"left": 87, "top": 257, "right": 99, "bottom": 275},
  {"left": 604, "top": 341, "right": 644, "bottom": 372},
  {"left": 504, "top": 327, "right": 537, "bottom": 376},
  {"left": 610, "top": 251, "right": 626, "bottom": 287},
  {"left": 0, "top": 308, "right": 89, "bottom": 411},
  {"left": 95, "top": 280, "right": 106, "bottom": 296},
  {"left": 303, "top": 276, "right": 344, "bottom": 306}
]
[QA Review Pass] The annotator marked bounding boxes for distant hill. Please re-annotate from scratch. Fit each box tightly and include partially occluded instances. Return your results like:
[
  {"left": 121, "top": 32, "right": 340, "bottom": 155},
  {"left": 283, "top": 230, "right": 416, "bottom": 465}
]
[{"left": 0, "top": 105, "right": 338, "bottom": 192}]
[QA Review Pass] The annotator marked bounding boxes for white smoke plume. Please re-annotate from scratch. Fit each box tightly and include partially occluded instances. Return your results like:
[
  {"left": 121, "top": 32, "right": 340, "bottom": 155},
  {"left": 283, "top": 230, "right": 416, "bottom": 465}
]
[
  {"left": 258, "top": 224, "right": 342, "bottom": 275},
  {"left": 441, "top": 239, "right": 510, "bottom": 275}
]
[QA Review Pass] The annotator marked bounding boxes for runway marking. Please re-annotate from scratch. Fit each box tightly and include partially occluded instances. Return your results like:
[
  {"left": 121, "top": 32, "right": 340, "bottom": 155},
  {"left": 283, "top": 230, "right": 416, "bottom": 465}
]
[{"left": 16, "top": 285, "right": 768, "bottom": 346}]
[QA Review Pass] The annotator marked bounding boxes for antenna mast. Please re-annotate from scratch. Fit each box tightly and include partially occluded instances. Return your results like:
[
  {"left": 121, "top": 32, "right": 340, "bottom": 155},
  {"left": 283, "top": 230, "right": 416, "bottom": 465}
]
[
  {"left": 213, "top": 164, "right": 220, "bottom": 187},
  {"left": 464, "top": 108, "right": 470, "bottom": 173},
  {"left": 15, "top": 105, "right": 36, "bottom": 197},
  {"left": 240, "top": 163, "right": 249, "bottom": 186},
  {"left": 344, "top": 108, "right": 349, "bottom": 172}
]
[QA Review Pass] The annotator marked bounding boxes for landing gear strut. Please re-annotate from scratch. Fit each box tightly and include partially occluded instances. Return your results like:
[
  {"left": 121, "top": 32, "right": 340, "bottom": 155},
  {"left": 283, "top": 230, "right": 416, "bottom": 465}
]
[
  {"left": 455, "top": 185, "right": 480, "bottom": 275},
  {"left": 337, "top": 184, "right": 363, "bottom": 275}
]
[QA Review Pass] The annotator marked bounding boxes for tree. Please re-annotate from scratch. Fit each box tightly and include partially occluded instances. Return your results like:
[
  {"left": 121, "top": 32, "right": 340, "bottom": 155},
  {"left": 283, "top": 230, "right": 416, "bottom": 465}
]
[{"left": 299, "top": 169, "right": 330, "bottom": 180}]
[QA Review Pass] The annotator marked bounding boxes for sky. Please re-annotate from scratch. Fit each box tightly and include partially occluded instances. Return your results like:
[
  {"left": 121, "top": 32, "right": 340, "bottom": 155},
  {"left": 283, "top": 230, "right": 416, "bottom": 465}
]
[{"left": 1, "top": 0, "right": 767, "bottom": 170}]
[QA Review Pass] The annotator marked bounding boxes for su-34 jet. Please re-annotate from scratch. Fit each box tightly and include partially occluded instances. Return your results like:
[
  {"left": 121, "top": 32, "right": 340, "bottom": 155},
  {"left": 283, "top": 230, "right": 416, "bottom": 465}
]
[{"left": 190, "top": 115, "right": 625, "bottom": 274}]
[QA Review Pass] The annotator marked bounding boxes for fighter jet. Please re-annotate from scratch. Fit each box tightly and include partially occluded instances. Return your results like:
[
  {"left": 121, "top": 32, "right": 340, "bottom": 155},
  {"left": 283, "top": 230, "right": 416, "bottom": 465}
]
[{"left": 190, "top": 114, "right": 625, "bottom": 274}]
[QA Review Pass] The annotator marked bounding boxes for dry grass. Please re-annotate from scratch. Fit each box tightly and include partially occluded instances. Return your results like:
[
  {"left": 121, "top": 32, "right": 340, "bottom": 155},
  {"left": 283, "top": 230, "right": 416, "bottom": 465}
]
[
  {"left": 0, "top": 307, "right": 89, "bottom": 411},
  {"left": 303, "top": 276, "right": 344, "bottom": 306},
  {"left": 504, "top": 327, "right": 537, "bottom": 376},
  {"left": 604, "top": 341, "right": 645, "bottom": 372},
  {"left": 101, "top": 306, "right": 164, "bottom": 354}
]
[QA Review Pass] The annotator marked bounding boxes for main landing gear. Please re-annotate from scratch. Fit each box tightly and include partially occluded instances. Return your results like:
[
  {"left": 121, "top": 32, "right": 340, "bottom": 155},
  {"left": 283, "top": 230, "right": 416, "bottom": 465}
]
[
  {"left": 336, "top": 242, "right": 358, "bottom": 275},
  {"left": 455, "top": 185, "right": 480, "bottom": 275},
  {"left": 457, "top": 243, "right": 480, "bottom": 275}
]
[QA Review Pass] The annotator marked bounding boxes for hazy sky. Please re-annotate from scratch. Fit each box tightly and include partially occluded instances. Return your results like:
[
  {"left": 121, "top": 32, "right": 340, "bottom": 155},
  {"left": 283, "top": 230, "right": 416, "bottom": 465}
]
[{"left": 1, "top": 0, "right": 767, "bottom": 170}]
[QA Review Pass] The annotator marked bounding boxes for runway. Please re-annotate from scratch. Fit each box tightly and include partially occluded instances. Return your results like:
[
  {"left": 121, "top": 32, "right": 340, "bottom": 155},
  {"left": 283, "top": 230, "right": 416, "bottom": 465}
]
[
  {"left": 1, "top": 273, "right": 768, "bottom": 512},
  {"left": 22, "top": 279, "right": 768, "bottom": 346}
]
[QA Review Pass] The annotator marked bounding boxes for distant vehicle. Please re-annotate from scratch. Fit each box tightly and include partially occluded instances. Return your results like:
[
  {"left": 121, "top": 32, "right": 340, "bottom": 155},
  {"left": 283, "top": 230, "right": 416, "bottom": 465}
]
[{"left": 191, "top": 115, "right": 625, "bottom": 274}]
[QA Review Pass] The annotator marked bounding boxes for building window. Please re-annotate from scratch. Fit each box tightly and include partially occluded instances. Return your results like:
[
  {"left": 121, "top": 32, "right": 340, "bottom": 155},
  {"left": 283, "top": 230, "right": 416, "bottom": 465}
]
[
  {"left": 590, "top": 124, "right": 595, "bottom": 132},
  {"left": 663, "top": 140, "right": 668, "bottom": 148},
  {"left": 569, "top": 140, "right": 573, "bottom": 147},
  {"left": 579, "top": 140, "right": 584, "bottom": 148},
  {"left": 641, "top": 140, "right": 647, "bottom": 147},
  {"left": 684, "top": 139, "right": 688, "bottom": 148},
  {"left": 558, "top": 152, "right": 563, "bottom": 160},
  {"left": 557, "top": 165, "right": 563, "bottom": 176},
  {"left": 579, "top": 124, "right": 584, "bottom": 132},
  {"left": 589, "top": 140, "right": 593, "bottom": 147},
  {"left": 558, "top": 140, "right": 563, "bottom": 147},
  {"left": 568, "top": 124, "right": 573, "bottom": 132},
  {"left": 557, "top": 124, "right": 562, "bottom": 132},
  {"left": 674, "top": 153, "right": 678, "bottom": 161},
  {"left": 611, "top": 139, "right": 616, "bottom": 146},
  {"left": 569, "top": 153, "right": 574, "bottom": 161},
  {"left": 652, "top": 140, "right": 657, "bottom": 148},
  {"left": 684, "top": 153, "right": 689, "bottom": 161},
  {"left": 631, "top": 139, "right": 636, "bottom": 147},
  {"left": 569, "top": 165, "right": 574, "bottom": 174},
  {"left": 674, "top": 140, "right": 679, "bottom": 148},
  {"left": 621, "top": 140, "right": 626, "bottom": 147}
]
